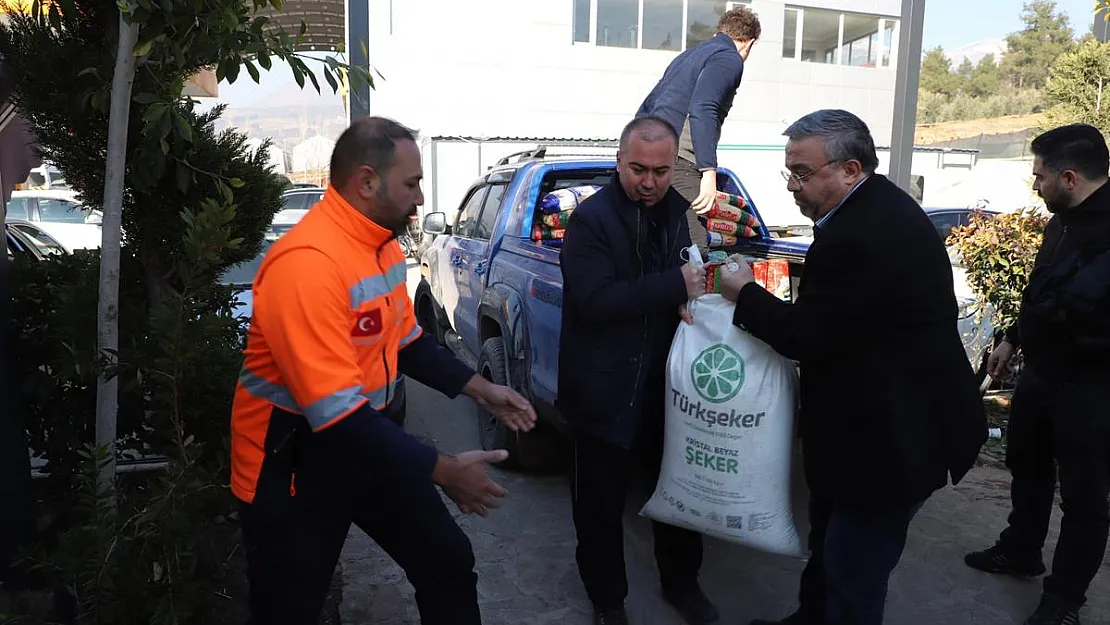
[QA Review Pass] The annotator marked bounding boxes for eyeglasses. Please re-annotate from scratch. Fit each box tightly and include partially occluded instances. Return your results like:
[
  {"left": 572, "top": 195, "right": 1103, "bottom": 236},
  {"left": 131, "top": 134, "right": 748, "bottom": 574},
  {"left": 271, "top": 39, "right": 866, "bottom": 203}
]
[{"left": 781, "top": 161, "right": 834, "bottom": 185}]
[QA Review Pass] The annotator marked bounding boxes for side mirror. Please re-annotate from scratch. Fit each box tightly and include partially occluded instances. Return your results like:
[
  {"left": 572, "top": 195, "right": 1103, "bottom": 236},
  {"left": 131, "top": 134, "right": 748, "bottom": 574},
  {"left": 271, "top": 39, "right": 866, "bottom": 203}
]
[
  {"left": 85, "top": 211, "right": 103, "bottom": 225},
  {"left": 423, "top": 212, "right": 447, "bottom": 235}
]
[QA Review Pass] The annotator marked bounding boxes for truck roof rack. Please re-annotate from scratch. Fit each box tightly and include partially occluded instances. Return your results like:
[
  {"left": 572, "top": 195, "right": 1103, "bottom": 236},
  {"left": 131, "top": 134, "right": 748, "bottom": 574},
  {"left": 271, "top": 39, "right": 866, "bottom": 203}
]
[
  {"left": 495, "top": 147, "right": 548, "bottom": 167},
  {"left": 491, "top": 143, "right": 619, "bottom": 168}
]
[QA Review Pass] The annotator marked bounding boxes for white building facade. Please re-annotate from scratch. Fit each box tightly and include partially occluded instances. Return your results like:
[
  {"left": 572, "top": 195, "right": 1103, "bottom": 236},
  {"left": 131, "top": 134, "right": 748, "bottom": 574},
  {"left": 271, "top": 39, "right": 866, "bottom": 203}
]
[{"left": 362, "top": 0, "right": 930, "bottom": 224}]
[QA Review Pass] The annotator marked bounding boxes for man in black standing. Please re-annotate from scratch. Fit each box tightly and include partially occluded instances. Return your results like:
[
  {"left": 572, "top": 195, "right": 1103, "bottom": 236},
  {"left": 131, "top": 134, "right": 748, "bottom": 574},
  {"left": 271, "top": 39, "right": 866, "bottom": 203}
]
[
  {"left": 718, "top": 109, "right": 987, "bottom": 625},
  {"left": 558, "top": 115, "right": 713, "bottom": 625},
  {"left": 636, "top": 5, "right": 760, "bottom": 254},
  {"left": 963, "top": 123, "right": 1110, "bottom": 625}
]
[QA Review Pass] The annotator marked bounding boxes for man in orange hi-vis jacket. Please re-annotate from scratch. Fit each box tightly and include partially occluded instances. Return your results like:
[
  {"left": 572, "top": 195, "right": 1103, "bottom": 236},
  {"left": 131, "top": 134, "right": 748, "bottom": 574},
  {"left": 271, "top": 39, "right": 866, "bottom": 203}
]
[{"left": 231, "top": 116, "right": 538, "bottom": 625}]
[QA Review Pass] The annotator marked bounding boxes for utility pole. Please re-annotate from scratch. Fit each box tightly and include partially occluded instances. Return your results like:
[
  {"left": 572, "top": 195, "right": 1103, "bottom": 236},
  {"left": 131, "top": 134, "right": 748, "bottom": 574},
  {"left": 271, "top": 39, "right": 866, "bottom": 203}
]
[
  {"left": 345, "top": 0, "right": 370, "bottom": 122},
  {"left": 889, "top": 0, "right": 927, "bottom": 193}
]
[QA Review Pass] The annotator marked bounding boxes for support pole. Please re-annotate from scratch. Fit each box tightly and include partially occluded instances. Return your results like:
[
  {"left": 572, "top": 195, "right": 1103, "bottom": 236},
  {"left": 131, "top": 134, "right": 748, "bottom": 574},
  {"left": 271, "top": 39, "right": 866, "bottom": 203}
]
[
  {"left": 346, "top": 0, "right": 370, "bottom": 122},
  {"left": 889, "top": 0, "right": 926, "bottom": 192}
]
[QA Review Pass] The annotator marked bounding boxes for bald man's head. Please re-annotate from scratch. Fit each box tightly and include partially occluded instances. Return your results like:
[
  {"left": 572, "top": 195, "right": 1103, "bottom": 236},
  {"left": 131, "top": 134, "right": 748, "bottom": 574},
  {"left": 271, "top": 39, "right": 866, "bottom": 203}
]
[
  {"left": 330, "top": 116, "right": 416, "bottom": 188},
  {"left": 617, "top": 116, "right": 678, "bottom": 207},
  {"left": 619, "top": 116, "right": 679, "bottom": 153},
  {"left": 328, "top": 116, "right": 424, "bottom": 234}
]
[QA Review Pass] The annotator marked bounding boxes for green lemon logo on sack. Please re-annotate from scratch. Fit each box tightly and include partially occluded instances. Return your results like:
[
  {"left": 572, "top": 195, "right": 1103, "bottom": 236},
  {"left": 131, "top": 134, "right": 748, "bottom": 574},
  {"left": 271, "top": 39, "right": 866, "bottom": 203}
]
[{"left": 691, "top": 344, "right": 745, "bottom": 403}]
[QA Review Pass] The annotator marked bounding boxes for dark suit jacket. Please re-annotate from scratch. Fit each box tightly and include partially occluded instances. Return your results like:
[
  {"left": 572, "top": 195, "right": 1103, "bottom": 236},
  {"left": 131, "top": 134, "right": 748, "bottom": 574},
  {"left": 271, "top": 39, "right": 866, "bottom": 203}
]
[
  {"left": 733, "top": 175, "right": 987, "bottom": 505},
  {"left": 556, "top": 174, "right": 692, "bottom": 448}
]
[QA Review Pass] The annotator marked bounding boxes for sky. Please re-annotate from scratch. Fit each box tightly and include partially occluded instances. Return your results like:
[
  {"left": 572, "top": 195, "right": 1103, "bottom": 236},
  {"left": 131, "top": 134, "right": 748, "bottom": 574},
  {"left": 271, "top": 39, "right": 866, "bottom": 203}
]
[
  {"left": 206, "top": 0, "right": 1102, "bottom": 110},
  {"left": 923, "top": 0, "right": 1095, "bottom": 52}
]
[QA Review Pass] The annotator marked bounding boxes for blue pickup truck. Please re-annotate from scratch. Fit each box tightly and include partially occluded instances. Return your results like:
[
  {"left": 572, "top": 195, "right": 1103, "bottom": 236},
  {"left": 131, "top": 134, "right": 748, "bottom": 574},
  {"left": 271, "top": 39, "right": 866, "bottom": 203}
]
[{"left": 414, "top": 151, "right": 994, "bottom": 469}]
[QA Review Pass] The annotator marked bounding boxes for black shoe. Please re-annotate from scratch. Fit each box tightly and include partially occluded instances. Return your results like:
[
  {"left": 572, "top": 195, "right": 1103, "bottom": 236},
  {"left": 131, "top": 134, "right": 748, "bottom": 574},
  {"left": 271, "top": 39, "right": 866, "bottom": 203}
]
[
  {"left": 594, "top": 606, "right": 629, "bottom": 625},
  {"left": 1023, "top": 596, "right": 1081, "bottom": 625},
  {"left": 749, "top": 610, "right": 811, "bottom": 625},
  {"left": 663, "top": 586, "right": 720, "bottom": 624},
  {"left": 965, "top": 544, "right": 1046, "bottom": 577}
]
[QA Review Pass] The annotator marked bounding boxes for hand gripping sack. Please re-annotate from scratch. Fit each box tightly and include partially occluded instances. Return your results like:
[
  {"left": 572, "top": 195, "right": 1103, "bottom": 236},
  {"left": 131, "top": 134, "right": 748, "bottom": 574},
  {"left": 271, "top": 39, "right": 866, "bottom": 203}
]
[{"left": 640, "top": 293, "right": 804, "bottom": 557}]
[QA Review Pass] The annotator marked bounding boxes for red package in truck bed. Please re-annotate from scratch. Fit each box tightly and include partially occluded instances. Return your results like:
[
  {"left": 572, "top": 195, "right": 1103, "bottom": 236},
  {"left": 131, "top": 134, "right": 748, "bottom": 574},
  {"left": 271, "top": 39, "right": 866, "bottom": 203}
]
[{"left": 752, "top": 258, "right": 791, "bottom": 301}]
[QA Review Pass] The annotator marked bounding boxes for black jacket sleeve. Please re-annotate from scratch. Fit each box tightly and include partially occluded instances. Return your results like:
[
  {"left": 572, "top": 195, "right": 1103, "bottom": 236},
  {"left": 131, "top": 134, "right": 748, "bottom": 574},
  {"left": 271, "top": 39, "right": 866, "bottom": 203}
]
[
  {"left": 316, "top": 402, "right": 439, "bottom": 479},
  {"left": 397, "top": 331, "right": 475, "bottom": 398},
  {"left": 561, "top": 209, "right": 688, "bottom": 324},
  {"left": 689, "top": 53, "right": 744, "bottom": 171},
  {"left": 732, "top": 239, "right": 876, "bottom": 362}
]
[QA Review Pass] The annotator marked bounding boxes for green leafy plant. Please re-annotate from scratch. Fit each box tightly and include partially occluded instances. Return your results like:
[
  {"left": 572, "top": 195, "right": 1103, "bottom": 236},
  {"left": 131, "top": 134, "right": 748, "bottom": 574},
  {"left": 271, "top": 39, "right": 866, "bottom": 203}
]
[
  {"left": 1042, "top": 37, "right": 1110, "bottom": 132},
  {"left": 949, "top": 208, "right": 1050, "bottom": 334},
  {"left": 0, "top": 0, "right": 358, "bottom": 306},
  {"left": 14, "top": 191, "right": 252, "bottom": 624}
]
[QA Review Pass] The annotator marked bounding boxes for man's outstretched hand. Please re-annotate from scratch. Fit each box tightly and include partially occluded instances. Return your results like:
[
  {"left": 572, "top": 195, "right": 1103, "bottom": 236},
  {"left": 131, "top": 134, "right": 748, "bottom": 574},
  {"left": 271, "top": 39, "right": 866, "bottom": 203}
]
[
  {"left": 692, "top": 169, "right": 719, "bottom": 214},
  {"left": 463, "top": 375, "right": 538, "bottom": 433},
  {"left": 433, "top": 450, "right": 510, "bottom": 516}
]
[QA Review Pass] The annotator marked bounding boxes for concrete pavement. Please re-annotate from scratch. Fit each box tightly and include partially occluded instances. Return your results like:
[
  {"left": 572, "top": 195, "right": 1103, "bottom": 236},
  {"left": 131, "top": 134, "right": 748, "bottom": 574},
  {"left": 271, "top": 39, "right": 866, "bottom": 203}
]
[
  {"left": 337, "top": 264, "right": 1109, "bottom": 624},
  {"left": 337, "top": 376, "right": 1109, "bottom": 625}
]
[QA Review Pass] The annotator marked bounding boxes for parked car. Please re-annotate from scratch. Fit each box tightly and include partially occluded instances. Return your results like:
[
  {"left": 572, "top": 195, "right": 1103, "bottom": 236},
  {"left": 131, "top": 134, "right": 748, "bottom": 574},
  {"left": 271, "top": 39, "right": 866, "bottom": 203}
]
[
  {"left": 733, "top": 204, "right": 1003, "bottom": 390},
  {"left": 6, "top": 220, "right": 68, "bottom": 258},
  {"left": 6, "top": 221, "right": 51, "bottom": 261},
  {"left": 6, "top": 189, "right": 101, "bottom": 251},
  {"left": 280, "top": 186, "right": 325, "bottom": 212},
  {"left": 414, "top": 156, "right": 1000, "bottom": 469}
]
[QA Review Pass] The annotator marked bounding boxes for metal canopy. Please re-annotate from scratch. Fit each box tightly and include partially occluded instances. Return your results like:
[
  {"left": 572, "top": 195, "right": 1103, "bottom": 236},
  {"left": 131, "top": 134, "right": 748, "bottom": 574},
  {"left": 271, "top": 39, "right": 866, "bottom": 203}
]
[
  {"left": 259, "top": 0, "right": 370, "bottom": 122},
  {"left": 259, "top": 0, "right": 345, "bottom": 52}
]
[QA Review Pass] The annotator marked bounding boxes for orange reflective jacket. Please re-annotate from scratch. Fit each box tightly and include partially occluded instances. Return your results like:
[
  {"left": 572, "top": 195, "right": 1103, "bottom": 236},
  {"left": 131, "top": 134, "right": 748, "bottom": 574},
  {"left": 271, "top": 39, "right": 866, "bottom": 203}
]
[{"left": 230, "top": 187, "right": 422, "bottom": 503}]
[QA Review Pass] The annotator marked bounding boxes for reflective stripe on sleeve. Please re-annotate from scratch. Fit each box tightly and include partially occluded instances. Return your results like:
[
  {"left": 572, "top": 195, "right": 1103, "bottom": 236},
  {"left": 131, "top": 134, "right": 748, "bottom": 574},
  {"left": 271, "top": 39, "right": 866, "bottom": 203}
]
[
  {"left": 238, "top": 368, "right": 398, "bottom": 429},
  {"left": 348, "top": 259, "right": 408, "bottom": 308},
  {"left": 399, "top": 324, "right": 422, "bottom": 348}
]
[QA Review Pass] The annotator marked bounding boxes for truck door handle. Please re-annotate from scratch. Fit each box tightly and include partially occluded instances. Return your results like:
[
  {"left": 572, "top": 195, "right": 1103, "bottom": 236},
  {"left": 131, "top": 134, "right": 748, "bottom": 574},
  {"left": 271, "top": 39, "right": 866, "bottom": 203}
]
[
  {"left": 474, "top": 262, "right": 486, "bottom": 275},
  {"left": 451, "top": 255, "right": 463, "bottom": 267}
]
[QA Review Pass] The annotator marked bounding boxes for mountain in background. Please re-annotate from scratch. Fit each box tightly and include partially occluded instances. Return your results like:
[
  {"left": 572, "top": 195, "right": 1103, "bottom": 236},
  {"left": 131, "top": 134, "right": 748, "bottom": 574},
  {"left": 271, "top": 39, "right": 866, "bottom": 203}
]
[
  {"left": 948, "top": 38, "right": 1007, "bottom": 66},
  {"left": 203, "top": 80, "right": 346, "bottom": 152},
  {"left": 240, "top": 82, "right": 344, "bottom": 111}
]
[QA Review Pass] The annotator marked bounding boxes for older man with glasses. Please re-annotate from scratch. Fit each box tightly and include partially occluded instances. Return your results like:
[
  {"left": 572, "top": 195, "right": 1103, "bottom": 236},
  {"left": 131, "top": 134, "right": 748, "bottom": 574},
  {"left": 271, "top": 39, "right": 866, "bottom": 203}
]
[{"left": 717, "top": 109, "right": 987, "bottom": 625}]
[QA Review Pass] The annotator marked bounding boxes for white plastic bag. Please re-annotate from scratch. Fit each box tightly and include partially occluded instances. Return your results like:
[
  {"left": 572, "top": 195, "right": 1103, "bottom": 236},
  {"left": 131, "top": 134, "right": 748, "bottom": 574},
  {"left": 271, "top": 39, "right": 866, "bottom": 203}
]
[{"left": 640, "top": 261, "right": 804, "bottom": 557}]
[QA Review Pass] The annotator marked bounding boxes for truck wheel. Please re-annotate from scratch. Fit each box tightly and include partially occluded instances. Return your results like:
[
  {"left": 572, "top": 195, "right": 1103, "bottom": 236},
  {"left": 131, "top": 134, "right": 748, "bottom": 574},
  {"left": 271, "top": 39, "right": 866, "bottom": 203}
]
[
  {"left": 475, "top": 337, "right": 558, "bottom": 472},
  {"left": 414, "top": 280, "right": 445, "bottom": 345},
  {"left": 476, "top": 337, "right": 520, "bottom": 468}
]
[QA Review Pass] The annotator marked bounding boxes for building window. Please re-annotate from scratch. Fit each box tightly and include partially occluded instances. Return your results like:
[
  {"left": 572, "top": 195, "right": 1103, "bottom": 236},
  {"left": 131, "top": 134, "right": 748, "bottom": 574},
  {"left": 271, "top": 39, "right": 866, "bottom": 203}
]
[
  {"left": 781, "top": 6, "right": 898, "bottom": 69},
  {"left": 578, "top": 0, "right": 760, "bottom": 51},
  {"left": 686, "top": 0, "right": 726, "bottom": 49},
  {"left": 782, "top": 7, "right": 799, "bottom": 59},
  {"left": 597, "top": 0, "right": 639, "bottom": 48},
  {"left": 574, "top": 0, "right": 591, "bottom": 43},
  {"left": 644, "top": 0, "right": 684, "bottom": 51}
]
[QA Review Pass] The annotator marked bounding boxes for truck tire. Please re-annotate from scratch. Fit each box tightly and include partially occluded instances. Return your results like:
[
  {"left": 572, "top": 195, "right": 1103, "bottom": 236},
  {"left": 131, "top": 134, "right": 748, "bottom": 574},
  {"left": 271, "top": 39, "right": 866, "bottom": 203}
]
[
  {"left": 413, "top": 280, "right": 446, "bottom": 345},
  {"left": 475, "top": 337, "right": 558, "bottom": 472}
]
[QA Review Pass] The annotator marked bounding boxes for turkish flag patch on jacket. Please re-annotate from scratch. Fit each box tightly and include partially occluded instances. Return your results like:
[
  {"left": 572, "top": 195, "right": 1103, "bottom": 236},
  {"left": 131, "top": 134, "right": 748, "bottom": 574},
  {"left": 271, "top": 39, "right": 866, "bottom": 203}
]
[{"left": 352, "top": 308, "right": 384, "bottom": 337}]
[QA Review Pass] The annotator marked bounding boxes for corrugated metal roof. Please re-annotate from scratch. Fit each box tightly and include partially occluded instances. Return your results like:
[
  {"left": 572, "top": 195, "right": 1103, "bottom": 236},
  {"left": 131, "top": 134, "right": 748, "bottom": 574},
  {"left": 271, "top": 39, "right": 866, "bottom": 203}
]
[
  {"left": 424, "top": 135, "right": 980, "bottom": 154},
  {"left": 258, "top": 0, "right": 344, "bottom": 52},
  {"left": 425, "top": 136, "right": 619, "bottom": 144}
]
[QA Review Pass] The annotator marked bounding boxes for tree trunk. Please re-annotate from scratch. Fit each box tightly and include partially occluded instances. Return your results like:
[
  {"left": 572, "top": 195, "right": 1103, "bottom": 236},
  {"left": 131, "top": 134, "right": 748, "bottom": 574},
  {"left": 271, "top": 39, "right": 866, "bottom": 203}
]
[{"left": 95, "top": 12, "right": 140, "bottom": 505}]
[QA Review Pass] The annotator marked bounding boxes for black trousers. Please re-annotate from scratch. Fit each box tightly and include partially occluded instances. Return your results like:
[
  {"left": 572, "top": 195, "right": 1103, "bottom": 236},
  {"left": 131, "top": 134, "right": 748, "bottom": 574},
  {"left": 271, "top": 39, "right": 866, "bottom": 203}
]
[
  {"left": 671, "top": 157, "right": 708, "bottom": 255},
  {"left": 795, "top": 494, "right": 923, "bottom": 625},
  {"left": 569, "top": 429, "right": 703, "bottom": 611},
  {"left": 240, "top": 451, "right": 479, "bottom": 625},
  {"left": 999, "top": 370, "right": 1110, "bottom": 608}
]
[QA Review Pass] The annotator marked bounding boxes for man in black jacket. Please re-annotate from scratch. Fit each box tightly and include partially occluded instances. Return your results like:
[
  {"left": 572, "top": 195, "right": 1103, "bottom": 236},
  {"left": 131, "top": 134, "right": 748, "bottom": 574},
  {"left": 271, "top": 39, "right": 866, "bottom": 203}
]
[
  {"left": 558, "top": 115, "right": 713, "bottom": 625},
  {"left": 636, "top": 6, "right": 760, "bottom": 254},
  {"left": 718, "top": 110, "right": 987, "bottom": 625},
  {"left": 963, "top": 123, "right": 1110, "bottom": 625}
]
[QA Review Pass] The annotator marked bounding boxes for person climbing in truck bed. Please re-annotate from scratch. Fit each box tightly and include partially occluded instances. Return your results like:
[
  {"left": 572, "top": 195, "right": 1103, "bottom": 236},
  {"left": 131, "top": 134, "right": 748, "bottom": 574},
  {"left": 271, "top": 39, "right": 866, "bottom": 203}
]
[{"left": 636, "top": 4, "right": 760, "bottom": 255}]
